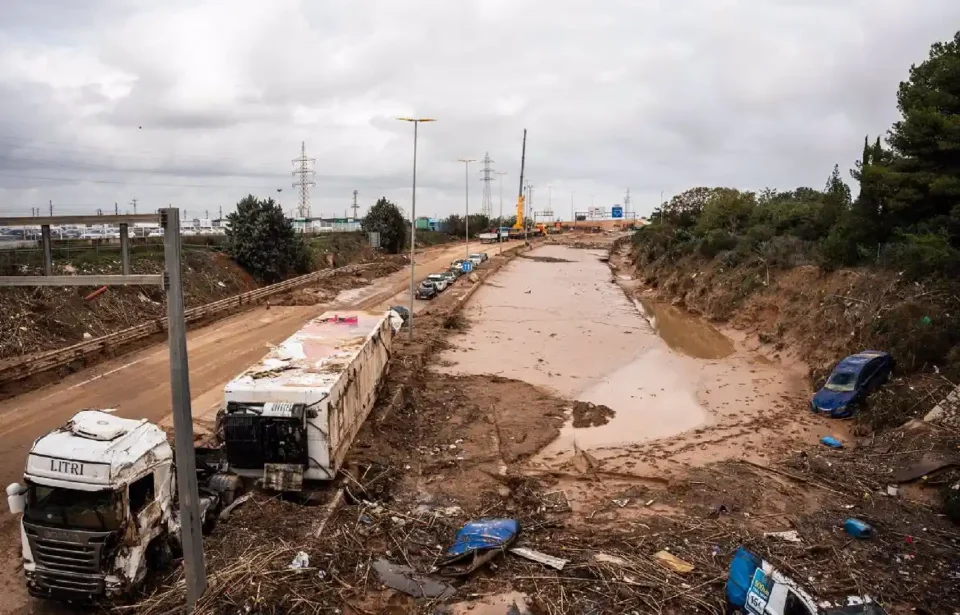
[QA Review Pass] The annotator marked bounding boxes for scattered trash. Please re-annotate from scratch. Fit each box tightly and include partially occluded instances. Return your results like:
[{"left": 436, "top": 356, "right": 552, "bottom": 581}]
[
  {"left": 82, "top": 332, "right": 93, "bottom": 340},
  {"left": 893, "top": 455, "right": 960, "bottom": 483},
  {"left": 764, "top": 530, "right": 802, "bottom": 543},
  {"left": 844, "top": 518, "right": 873, "bottom": 539},
  {"left": 612, "top": 498, "right": 630, "bottom": 508},
  {"left": 510, "top": 547, "right": 568, "bottom": 570},
  {"left": 437, "top": 519, "right": 519, "bottom": 576},
  {"left": 359, "top": 514, "right": 373, "bottom": 525},
  {"left": 84, "top": 286, "right": 108, "bottom": 301},
  {"left": 373, "top": 558, "right": 455, "bottom": 599},
  {"left": 821, "top": 436, "right": 844, "bottom": 449},
  {"left": 218, "top": 492, "right": 252, "bottom": 521},
  {"left": 217, "top": 280, "right": 226, "bottom": 287},
  {"left": 711, "top": 545, "right": 721, "bottom": 557},
  {"left": 653, "top": 550, "right": 694, "bottom": 573},
  {"left": 886, "top": 485, "right": 899, "bottom": 497},
  {"left": 594, "top": 553, "right": 630, "bottom": 566},
  {"left": 288, "top": 551, "right": 310, "bottom": 570},
  {"left": 707, "top": 503, "right": 729, "bottom": 519},
  {"left": 644, "top": 499, "right": 655, "bottom": 506}
]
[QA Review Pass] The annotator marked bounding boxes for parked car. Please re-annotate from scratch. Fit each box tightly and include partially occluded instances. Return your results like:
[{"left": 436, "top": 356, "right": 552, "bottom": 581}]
[
  {"left": 426, "top": 274, "right": 448, "bottom": 292},
  {"left": 811, "top": 350, "right": 894, "bottom": 418},
  {"left": 440, "top": 270, "right": 458, "bottom": 285},
  {"left": 468, "top": 253, "right": 483, "bottom": 266},
  {"left": 415, "top": 281, "right": 437, "bottom": 300}
]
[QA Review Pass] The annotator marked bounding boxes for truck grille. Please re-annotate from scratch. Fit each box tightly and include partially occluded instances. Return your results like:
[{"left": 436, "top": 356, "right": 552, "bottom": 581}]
[{"left": 23, "top": 523, "right": 109, "bottom": 596}]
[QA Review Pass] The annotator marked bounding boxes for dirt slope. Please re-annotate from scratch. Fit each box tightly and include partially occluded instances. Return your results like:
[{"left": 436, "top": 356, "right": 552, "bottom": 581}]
[{"left": 0, "top": 250, "right": 258, "bottom": 361}]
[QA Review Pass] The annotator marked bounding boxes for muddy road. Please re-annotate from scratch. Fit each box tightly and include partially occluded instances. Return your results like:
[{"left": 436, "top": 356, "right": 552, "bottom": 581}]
[{"left": 0, "top": 240, "right": 489, "bottom": 615}]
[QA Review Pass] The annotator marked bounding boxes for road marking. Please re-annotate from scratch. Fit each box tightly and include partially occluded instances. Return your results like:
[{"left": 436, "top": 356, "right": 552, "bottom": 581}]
[{"left": 63, "top": 356, "right": 150, "bottom": 392}]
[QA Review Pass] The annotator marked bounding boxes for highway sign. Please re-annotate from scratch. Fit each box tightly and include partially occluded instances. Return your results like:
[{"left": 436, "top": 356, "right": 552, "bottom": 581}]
[{"left": 611, "top": 206, "right": 623, "bottom": 219}]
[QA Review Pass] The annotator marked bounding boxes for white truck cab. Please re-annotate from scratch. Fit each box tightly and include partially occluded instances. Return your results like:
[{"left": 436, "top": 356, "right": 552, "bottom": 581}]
[{"left": 7, "top": 410, "right": 228, "bottom": 602}]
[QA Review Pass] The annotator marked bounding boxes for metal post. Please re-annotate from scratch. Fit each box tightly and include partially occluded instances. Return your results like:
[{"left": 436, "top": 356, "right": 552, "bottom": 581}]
[
  {"left": 162, "top": 208, "right": 206, "bottom": 609},
  {"left": 498, "top": 172, "right": 504, "bottom": 254},
  {"left": 409, "top": 122, "right": 418, "bottom": 341},
  {"left": 464, "top": 162, "right": 470, "bottom": 259},
  {"left": 119, "top": 223, "right": 130, "bottom": 276},
  {"left": 41, "top": 225, "right": 52, "bottom": 276}
]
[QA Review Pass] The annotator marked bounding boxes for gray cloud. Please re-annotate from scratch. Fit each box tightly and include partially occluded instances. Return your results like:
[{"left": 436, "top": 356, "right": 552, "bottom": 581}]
[{"left": 0, "top": 0, "right": 958, "bottom": 219}]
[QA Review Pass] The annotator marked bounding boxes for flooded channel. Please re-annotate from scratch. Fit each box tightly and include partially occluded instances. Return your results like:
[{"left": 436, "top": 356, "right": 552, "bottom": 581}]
[
  {"left": 437, "top": 245, "right": 714, "bottom": 450},
  {"left": 437, "top": 244, "right": 808, "bottom": 458}
]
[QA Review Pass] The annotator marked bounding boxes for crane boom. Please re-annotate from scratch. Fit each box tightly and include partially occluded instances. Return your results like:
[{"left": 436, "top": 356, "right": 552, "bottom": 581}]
[{"left": 513, "top": 129, "right": 527, "bottom": 230}]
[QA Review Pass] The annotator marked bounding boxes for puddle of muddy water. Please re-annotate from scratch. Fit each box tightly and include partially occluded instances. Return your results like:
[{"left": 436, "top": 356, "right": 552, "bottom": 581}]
[{"left": 634, "top": 296, "right": 734, "bottom": 360}]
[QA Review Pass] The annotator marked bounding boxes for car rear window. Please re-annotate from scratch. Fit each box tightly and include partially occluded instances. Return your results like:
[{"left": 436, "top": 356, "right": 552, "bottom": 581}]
[{"left": 825, "top": 371, "right": 857, "bottom": 392}]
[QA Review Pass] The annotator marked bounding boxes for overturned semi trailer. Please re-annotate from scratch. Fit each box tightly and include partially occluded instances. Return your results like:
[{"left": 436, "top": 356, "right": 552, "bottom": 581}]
[{"left": 220, "top": 310, "right": 401, "bottom": 490}]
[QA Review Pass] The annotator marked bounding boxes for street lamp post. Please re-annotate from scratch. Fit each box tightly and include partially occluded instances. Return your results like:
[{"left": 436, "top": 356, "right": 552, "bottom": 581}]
[
  {"left": 496, "top": 171, "right": 507, "bottom": 254},
  {"left": 397, "top": 117, "right": 436, "bottom": 339},
  {"left": 458, "top": 158, "right": 475, "bottom": 259}
]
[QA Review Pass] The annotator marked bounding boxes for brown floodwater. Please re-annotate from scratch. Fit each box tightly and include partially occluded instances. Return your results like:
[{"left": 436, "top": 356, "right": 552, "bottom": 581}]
[
  {"left": 437, "top": 245, "right": 711, "bottom": 450},
  {"left": 634, "top": 296, "right": 734, "bottom": 360}
]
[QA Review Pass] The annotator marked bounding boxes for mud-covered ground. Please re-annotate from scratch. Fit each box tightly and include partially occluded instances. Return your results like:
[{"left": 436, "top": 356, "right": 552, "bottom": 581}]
[{"left": 119, "top": 234, "right": 959, "bottom": 614}]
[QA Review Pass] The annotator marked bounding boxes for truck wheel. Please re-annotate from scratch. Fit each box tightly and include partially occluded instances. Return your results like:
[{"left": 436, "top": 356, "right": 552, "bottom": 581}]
[
  {"left": 147, "top": 537, "right": 173, "bottom": 571},
  {"left": 202, "top": 509, "right": 218, "bottom": 536}
]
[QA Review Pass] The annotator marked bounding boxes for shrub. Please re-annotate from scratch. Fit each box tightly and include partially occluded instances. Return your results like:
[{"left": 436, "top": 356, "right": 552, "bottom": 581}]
[
  {"left": 881, "top": 232, "right": 960, "bottom": 280},
  {"left": 698, "top": 229, "right": 737, "bottom": 258}
]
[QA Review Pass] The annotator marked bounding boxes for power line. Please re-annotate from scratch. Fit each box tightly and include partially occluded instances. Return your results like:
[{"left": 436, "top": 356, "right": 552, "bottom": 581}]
[
  {"left": 291, "top": 141, "right": 316, "bottom": 219},
  {"left": 0, "top": 134, "right": 289, "bottom": 171},
  {"left": 0, "top": 170, "right": 281, "bottom": 190}
]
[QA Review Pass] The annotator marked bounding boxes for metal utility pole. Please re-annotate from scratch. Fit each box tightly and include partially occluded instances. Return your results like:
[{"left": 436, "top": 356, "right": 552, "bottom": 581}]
[
  {"left": 495, "top": 171, "right": 507, "bottom": 254},
  {"left": 131, "top": 198, "right": 138, "bottom": 214},
  {"left": 219, "top": 205, "right": 223, "bottom": 220},
  {"left": 114, "top": 202, "right": 119, "bottom": 216},
  {"left": 480, "top": 152, "right": 494, "bottom": 218},
  {"left": 660, "top": 190, "right": 664, "bottom": 223},
  {"left": 351, "top": 190, "right": 359, "bottom": 220},
  {"left": 49, "top": 200, "right": 53, "bottom": 217},
  {"left": 0, "top": 209, "right": 206, "bottom": 611},
  {"left": 458, "top": 158, "right": 475, "bottom": 259},
  {"left": 397, "top": 117, "right": 436, "bottom": 340},
  {"left": 291, "top": 141, "right": 316, "bottom": 220}
]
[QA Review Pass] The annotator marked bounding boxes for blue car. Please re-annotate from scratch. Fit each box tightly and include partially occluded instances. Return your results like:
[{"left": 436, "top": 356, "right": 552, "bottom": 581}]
[{"left": 810, "top": 351, "right": 894, "bottom": 418}]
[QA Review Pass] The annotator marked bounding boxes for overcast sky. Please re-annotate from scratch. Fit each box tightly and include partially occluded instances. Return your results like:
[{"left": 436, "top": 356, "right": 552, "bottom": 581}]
[{"left": 0, "top": 0, "right": 957, "bottom": 221}]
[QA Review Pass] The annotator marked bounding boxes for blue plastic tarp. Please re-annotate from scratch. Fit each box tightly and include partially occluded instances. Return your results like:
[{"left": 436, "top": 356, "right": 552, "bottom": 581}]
[{"left": 445, "top": 519, "right": 520, "bottom": 557}]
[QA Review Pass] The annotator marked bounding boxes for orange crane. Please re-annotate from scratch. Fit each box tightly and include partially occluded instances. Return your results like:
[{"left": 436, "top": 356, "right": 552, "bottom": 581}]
[{"left": 512, "top": 129, "right": 527, "bottom": 230}]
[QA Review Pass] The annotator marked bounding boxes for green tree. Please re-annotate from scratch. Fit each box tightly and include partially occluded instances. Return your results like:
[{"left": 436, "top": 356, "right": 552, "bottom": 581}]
[
  {"left": 362, "top": 197, "right": 406, "bottom": 253},
  {"left": 823, "top": 164, "right": 852, "bottom": 228},
  {"left": 225, "top": 195, "right": 310, "bottom": 283},
  {"left": 694, "top": 189, "right": 756, "bottom": 235},
  {"left": 886, "top": 31, "right": 960, "bottom": 240},
  {"left": 655, "top": 187, "right": 716, "bottom": 228}
]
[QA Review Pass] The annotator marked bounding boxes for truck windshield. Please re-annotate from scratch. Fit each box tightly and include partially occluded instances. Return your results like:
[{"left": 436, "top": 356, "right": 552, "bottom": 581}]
[{"left": 24, "top": 483, "right": 123, "bottom": 531}]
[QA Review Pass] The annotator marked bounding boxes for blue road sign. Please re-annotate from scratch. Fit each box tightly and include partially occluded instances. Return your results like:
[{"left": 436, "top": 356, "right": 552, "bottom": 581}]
[
  {"left": 611, "top": 206, "right": 623, "bottom": 219},
  {"left": 461, "top": 261, "right": 473, "bottom": 273}
]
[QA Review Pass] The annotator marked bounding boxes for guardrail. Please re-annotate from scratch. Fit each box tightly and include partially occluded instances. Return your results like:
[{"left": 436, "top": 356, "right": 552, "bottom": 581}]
[{"left": 0, "top": 263, "right": 367, "bottom": 384}]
